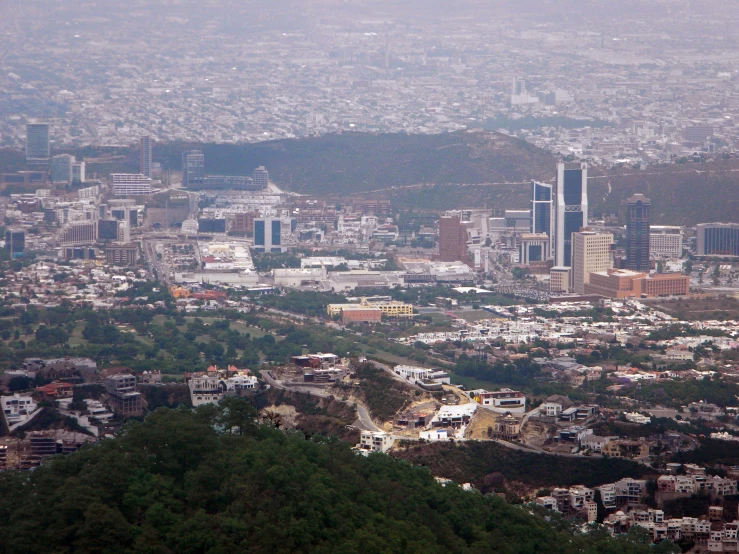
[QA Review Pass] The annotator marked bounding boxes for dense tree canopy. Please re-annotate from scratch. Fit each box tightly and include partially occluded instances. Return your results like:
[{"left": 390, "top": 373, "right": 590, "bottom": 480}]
[{"left": 0, "top": 400, "right": 675, "bottom": 554}]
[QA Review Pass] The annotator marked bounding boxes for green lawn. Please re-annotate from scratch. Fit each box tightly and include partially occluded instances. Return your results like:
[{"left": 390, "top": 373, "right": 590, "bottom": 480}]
[{"left": 68, "top": 321, "right": 87, "bottom": 346}]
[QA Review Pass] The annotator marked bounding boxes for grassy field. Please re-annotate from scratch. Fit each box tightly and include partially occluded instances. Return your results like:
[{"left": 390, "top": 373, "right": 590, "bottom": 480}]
[
  {"left": 455, "top": 310, "right": 496, "bottom": 323},
  {"left": 645, "top": 295, "right": 739, "bottom": 321}
]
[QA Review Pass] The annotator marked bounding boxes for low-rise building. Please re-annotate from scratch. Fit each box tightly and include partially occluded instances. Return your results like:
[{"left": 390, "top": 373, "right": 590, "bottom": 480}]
[
  {"left": 187, "top": 374, "right": 224, "bottom": 407},
  {"left": 1, "top": 393, "right": 38, "bottom": 427},
  {"left": 602, "top": 439, "right": 649, "bottom": 459},
  {"left": 357, "top": 430, "right": 394, "bottom": 454},
  {"left": 471, "top": 388, "right": 527, "bottom": 414},
  {"left": 340, "top": 306, "right": 382, "bottom": 324}
]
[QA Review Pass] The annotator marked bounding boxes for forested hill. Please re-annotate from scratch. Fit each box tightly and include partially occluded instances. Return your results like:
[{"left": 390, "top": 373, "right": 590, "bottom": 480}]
[
  {"left": 0, "top": 400, "right": 675, "bottom": 554},
  {"left": 157, "top": 129, "right": 555, "bottom": 195}
]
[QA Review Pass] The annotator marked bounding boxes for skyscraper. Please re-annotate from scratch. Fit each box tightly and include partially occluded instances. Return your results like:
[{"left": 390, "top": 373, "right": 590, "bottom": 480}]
[
  {"left": 139, "top": 136, "right": 153, "bottom": 178},
  {"left": 26, "top": 123, "right": 50, "bottom": 168},
  {"left": 182, "top": 150, "right": 205, "bottom": 187},
  {"left": 554, "top": 162, "right": 588, "bottom": 267},
  {"left": 5, "top": 229, "right": 25, "bottom": 259},
  {"left": 626, "top": 194, "right": 651, "bottom": 271},
  {"left": 571, "top": 231, "right": 613, "bottom": 294},
  {"left": 438, "top": 216, "right": 467, "bottom": 263},
  {"left": 253, "top": 166, "right": 269, "bottom": 188},
  {"left": 254, "top": 217, "right": 283, "bottom": 253},
  {"left": 50, "top": 154, "right": 74, "bottom": 184},
  {"left": 531, "top": 181, "right": 553, "bottom": 259}
]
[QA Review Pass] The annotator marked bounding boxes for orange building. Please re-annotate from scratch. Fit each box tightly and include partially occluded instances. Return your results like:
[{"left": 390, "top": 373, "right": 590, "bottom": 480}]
[
  {"left": 36, "top": 381, "right": 73, "bottom": 400},
  {"left": 340, "top": 307, "right": 382, "bottom": 324},
  {"left": 168, "top": 286, "right": 191, "bottom": 299},
  {"left": 584, "top": 269, "right": 689, "bottom": 299}
]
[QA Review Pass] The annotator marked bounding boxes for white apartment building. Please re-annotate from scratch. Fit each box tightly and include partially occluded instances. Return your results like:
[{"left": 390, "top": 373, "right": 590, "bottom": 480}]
[
  {"left": 571, "top": 231, "right": 613, "bottom": 294},
  {"left": 650, "top": 226, "right": 683, "bottom": 259},
  {"left": 358, "top": 431, "right": 394, "bottom": 454},
  {"left": 111, "top": 173, "right": 152, "bottom": 196}
]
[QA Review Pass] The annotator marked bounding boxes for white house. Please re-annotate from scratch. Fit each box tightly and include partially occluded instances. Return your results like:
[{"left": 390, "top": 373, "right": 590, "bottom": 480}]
[
  {"left": 358, "top": 430, "right": 394, "bottom": 453},
  {"left": 473, "top": 388, "right": 527, "bottom": 414},
  {"left": 394, "top": 365, "right": 450, "bottom": 385},
  {"left": 539, "top": 402, "right": 562, "bottom": 417},
  {"left": 1, "top": 393, "right": 38, "bottom": 427},
  {"left": 188, "top": 374, "right": 224, "bottom": 407}
]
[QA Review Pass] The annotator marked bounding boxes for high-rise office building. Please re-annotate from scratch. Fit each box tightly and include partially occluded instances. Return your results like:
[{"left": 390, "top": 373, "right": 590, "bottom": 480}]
[
  {"left": 570, "top": 230, "right": 613, "bottom": 294},
  {"left": 696, "top": 223, "right": 739, "bottom": 256},
  {"left": 531, "top": 181, "right": 553, "bottom": 259},
  {"left": 72, "top": 161, "right": 86, "bottom": 184},
  {"left": 554, "top": 162, "right": 588, "bottom": 267},
  {"left": 111, "top": 174, "right": 152, "bottom": 196},
  {"left": 50, "top": 154, "right": 74, "bottom": 184},
  {"left": 438, "top": 216, "right": 467, "bottom": 263},
  {"left": 650, "top": 226, "right": 683, "bottom": 259},
  {"left": 139, "top": 136, "right": 153, "bottom": 178},
  {"left": 254, "top": 217, "right": 284, "bottom": 253},
  {"left": 252, "top": 166, "right": 269, "bottom": 188},
  {"left": 182, "top": 150, "right": 205, "bottom": 187},
  {"left": 60, "top": 221, "right": 97, "bottom": 245},
  {"left": 626, "top": 194, "right": 651, "bottom": 271},
  {"left": 98, "top": 220, "right": 120, "bottom": 241},
  {"left": 5, "top": 229, "right": 25, "bottom": 259},
  {"left": 26, "top": 123, "right": 50, "bottom": 168}
]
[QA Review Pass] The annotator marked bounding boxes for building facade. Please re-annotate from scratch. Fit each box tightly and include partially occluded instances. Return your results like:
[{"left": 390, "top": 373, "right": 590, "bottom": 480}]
[
  {"left": 438, "top": 215, "right": 467, "bottom": 263},
  {"left": 139, "top": 136, "right": 152, "bottom": 178},
  {"left": 696, "top": 223, "right": 739, "bottom": 257},
  {"left": 26, "top": 123, "right": 50, "bottom": 168},
  {"left": 182, "top": 150, "right": 205, "bottom": 187},
  {"left": 111, "top": 173, "right": 152, "bottom": 196},
  {"left": 252, "top": 166, "right": 269, "bottom": 188},
  {"left": 550, "top": 266, "right": 571, "bottom": 294},
  {"left": 50, "top": 154, "right": 74, "bottom": 184},
  {"left": 60, "top": 222, "right": 97, "bottom": 245},
  {"left": 106, "top": 244, "right": 138, "bottom": 266},
  {"left": 626, "top": 194, "right": 651, "bottom": 271},
  {"left": 650, "top": 226, "right": 683, "bottom": 258},
  {"left": 531, "top": 181, "right": 553, "bottom": 258},
  {"left": 254, "top": 217, "right": 283, "bottom": 253},
  {"left": 571, "top": 231, "right": 613, "bottom": 294},
  {"left": 584, "top": 269, "right": 690, "bottom": 298},
  {"left": 5, "top": 229, "right": 25, "bottom": 258},
  {"left": 554, "top": 162, "right": 588, "bottom": 267}
]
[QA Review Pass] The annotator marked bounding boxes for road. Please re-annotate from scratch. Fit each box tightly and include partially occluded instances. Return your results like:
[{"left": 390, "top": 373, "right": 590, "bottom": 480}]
[{"left": 262, "top": 371, "right": 381, "bottom": 432}]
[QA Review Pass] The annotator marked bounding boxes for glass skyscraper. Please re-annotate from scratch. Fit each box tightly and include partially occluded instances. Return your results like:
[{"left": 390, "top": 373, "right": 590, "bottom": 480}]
[
  {"left": 554, "top": 162, "right": 588, "bottom": 267},
  {"left": 26, "top": 123, "right": 50, "bottom": 168}
]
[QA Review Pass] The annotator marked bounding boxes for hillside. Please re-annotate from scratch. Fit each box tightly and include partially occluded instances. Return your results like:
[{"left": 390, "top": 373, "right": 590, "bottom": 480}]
[
  {"left": 5, "top": 132, "right": 739, "bottom": 224},
  {"left": 393, "top": 441, "right": 651, "bottom": 490},
  {"left": 156, "top": 130, "right": 555, "bottom": 195},
  {"left": 0, "top": 400, "right": 671, "bottom": 554}
]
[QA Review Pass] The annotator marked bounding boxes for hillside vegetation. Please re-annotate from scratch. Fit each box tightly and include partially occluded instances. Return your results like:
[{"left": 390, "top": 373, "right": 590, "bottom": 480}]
[
  {"left": 0, "top": 400, "right": 674, "bottom": 554},
  {"left": 394, "top": 441, "right": 652, "bottom": 489},
  {"left": 156, "top": 130, "right": 555, "bottom": 195}
]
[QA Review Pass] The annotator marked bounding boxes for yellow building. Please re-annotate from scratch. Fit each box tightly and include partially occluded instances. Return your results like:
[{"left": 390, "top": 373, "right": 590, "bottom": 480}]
[
  {"left": 168, "top": 286, "right": 191, "bottom": 299},
  {"left": 327, "top": 298, "right": 413, "bottom": 318}
]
